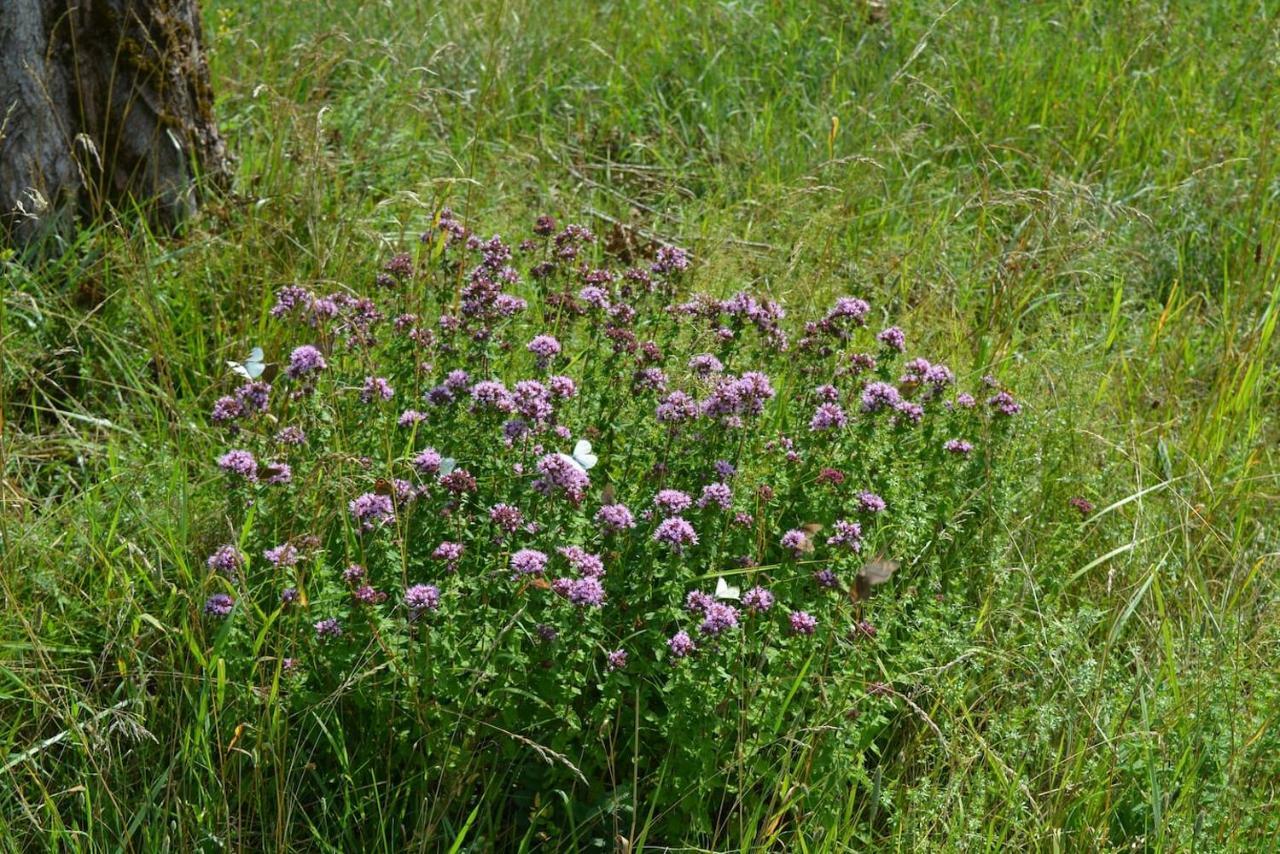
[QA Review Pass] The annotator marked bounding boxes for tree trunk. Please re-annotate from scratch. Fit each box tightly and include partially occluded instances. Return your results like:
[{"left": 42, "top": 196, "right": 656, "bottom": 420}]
[{"left": 0, "top": 0, "right": 230, "bottom": 247}]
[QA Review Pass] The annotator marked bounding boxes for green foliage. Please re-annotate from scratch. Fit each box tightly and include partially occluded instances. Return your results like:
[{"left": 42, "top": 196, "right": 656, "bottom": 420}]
[
  {"left": 182, "top": 218, "right": 1025, "bottom": 845},
  {"left": 2, "top": 0, "right": 1278, "bottom": 850}
]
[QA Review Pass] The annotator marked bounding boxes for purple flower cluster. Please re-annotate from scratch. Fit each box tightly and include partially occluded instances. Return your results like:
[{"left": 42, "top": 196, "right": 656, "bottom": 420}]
[
  {"left": 264, "top": 543, "right": 299, "bottom": 567},
  {"left": 276, "top": 425, "right": 307, "bottom": 445},
  {"left": 314, "top": 617, "right": 342, "bottom": 639},
  {"left": 742, "top": 586, "right": 775, "bottom": 613},
  {"left": 653, "top": 489, "right": 693, "bottom": 516},
  {"left": 857, "top": 492, "right": 886, "bottom": 514},
  {"left": 361, "top": 375, "right": 394, "bottom": 403},
  {"left": 510, "top": 548, "right": 549, "bottom": 577},
  {"left": 698, "top": 602, "right": 740, "bottom": 636},
  {"left": 809, "top": 402, "right": 848, "bottom": 431},
  {"left": 566, "top": 577, "right": 606, "bottom": 607},
  {"left": 270, "top": 288, "right": 382, "bottom": 347},
  {"left": 534, "top": 452, "right": 590, "bottom": 502},
  {"left": 413, "top": 448, "right": 443, "bottom": 474},
  {"left": 489, "top": 503, "right": 524, "bottom": 533},
  {"left": 204, "top": 593, "right": 235, "bottom": 619},
  {"left": 512, "top": 379, "right": 553, "bottom": 423},
  {"left": 526, "top": 334, "right": 561, "bottom": 368},
  {"left": 656, "top": 390, "right": 700, "bottom": 425},
  {"left": 349, "top": 492, "right": 395, "bottom": 531},
  {"left": 651, "top": 245, "right": 690, "bottom": 274},
  {"left": 557, "top": 545, "right": 604, "bottom": 577},
  {"left": 398, "top": 409, "right": 426, "bottom": 429},
  {"left": 780, "top": 528, "right": 810, "bottom": 556},
  {"left": 405, "top": 584, "right": 441, "bottom": 618},
  {"left": 440, "top": 467, "right": 478, "bottom": 494},
  {"left": 579, "top": 285, "right": 611, "bottom": 310},
  {"left": 548, "top": 375, "right": 576, "bottom": 398},
  {"left": 877, "top": 326, "right": 906, "bottom": 351},
  {"left": 432, "top": 541, "right": 465, "bottom": 570},
  {"left": 789, "top": 611, "right": 817, "bottom": 635},
  {"left": 668, "top": 630, "right": 696, "bottom": 658},
  {"left": 860, "top": 381, "right": 902, "bottom": 413},
  {"left": 697, "top": 482, "right": 732, "bottom": 510},
  {"left": 653, "top": 517, "right": 698, "bottom": 553},
  {"left": 286, "top": 345, "right": 326, "bottom": 379},
  {"left": 211, "top": 381, "right": 273, "bottom": 426},
  {"left": 217, "top": 449, "right": 257, "bottom": 480},
  {"left": 827, "top": 519, "right": 863, "bottom": 550},
  {"left": 849, "top": 352, "right": 877, "bottom": 373},
  {"left": 688, "top": 353, "right": 724, "bottom": 376},
  {"left": 596, "top": 503, "right": 636, "bottom": 532},
  {"left": 823, "top": 296, "right": 870, "bottom": 327},
  {"left": 206, "top": 545, "right": 242, "bottom": 576},
  {"left": 894, "top": 400, "right": 925, "bottom": 424},
  {"left": 701, "top": 372, "right": 776, "bottom": 426},
  {"left": 988, "top": 390, "right": 1022, "bottom": 416},
  {"left": 211, "top": 396, "right": 242, "bottom": 424},
  {"left": 353, "top": 585, "right": 388, "bottom": 605},
  {"left": 382, "top": 252, "right": 414, "bottom": 282},
  {"left": 470, "top": 380, "right": 515, "bottom": 414}
]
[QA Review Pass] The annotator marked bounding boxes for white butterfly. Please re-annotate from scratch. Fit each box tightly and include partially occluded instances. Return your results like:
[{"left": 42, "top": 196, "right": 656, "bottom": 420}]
[
  {"left": 565, "top": 439, "right": 597, "bottom": 473},
  {"left": 227, "top": 347, "right": 265, "bottom": 380},
  {"left": 438, "top": 457, "right": 457, "bottom": 476},
  {"left": 714, "top": 576, "right": 740, "bottom": 600}
]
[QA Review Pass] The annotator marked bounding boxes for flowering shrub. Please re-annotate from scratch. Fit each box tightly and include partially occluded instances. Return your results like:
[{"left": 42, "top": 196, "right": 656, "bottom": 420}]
[{"left": 199, "top": 210, "right": 1022, "bottom": 833}]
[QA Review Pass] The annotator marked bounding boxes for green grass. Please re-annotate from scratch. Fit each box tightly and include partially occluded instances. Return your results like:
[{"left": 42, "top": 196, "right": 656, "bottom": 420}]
[{"left": 3, "top": 0, "right": 1279, "bottom": 849}]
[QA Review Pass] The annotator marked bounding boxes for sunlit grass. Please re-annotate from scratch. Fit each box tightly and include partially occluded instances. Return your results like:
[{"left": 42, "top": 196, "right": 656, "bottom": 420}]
[{"left": 2, "top": 0, "right": 1278, "bottom": 849}]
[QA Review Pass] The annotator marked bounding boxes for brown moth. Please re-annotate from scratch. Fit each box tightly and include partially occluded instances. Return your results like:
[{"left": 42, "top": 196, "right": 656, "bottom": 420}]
[
  {"left": 850, "top": 554, "right": 901, "bottom": 602},
  {"left": 259, "top": 462, "right": 291, "bottom": 483},
  {"left": 794, "top": 522, "right": 823, "bottom": 555}
]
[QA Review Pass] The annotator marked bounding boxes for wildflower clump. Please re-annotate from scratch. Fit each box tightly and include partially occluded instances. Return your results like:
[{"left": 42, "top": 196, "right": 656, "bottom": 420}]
[{"left": 198, "top": 208, "right": 1023, "bottom": 833}]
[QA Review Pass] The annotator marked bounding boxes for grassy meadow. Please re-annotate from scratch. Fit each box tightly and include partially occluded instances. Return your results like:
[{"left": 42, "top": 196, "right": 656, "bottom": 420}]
[{"left": 2, "top": 0, "right": 1279, "bottom": 849}]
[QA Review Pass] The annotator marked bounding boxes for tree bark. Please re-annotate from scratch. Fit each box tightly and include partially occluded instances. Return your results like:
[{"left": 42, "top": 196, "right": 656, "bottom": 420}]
[{"left": 0, "top": 0, "right": 230, "bottom": 247}]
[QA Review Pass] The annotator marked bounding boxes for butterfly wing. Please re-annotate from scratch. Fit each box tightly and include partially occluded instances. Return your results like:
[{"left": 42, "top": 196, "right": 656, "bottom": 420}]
[
  {"left": 438, "top": 457, "right": 457, "bottom": 476},
  {"left": 259, "top": 463, "right": 289, "bottom": 482},
  {"left": 850, "top": 556, "right": 901, "bottom": 604},
  {"left": 851, "top": 574, "right": 871, "bottom": 603},
  {"left": 860, "top": 557, "right": 900, "bottom": 585},
  {"left": 572, "top": 439, "right": 598, "bottom": 470},
  {"left": 227, "top": 347, "right": 266, "bottom": 380},
  {"left": 243, "top": 347, "right": 266, "bottom": 379},
  {"left": 714, "top": 577, "right": 741, "bottom": 600}
]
